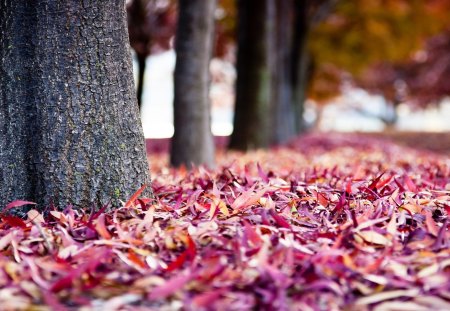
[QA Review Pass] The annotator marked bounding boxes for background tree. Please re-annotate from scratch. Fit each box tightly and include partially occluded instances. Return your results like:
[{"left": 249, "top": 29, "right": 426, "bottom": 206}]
[
  {"left": 170, "top": 0, "right": 216, "bottom": 168},
  {"left": 400, "top": 29, "right": 450, "bottom": 106},
  {"left": 228, "top": 0, "right": 275, "bottom": 150},
  {"left": 229, "top": 0, "right": 336, "bottom": 150},
  {"left": 308, "top": 0, "right": 450, "bottom": 126},
  {"left": 356, "top": 28, "right": 450, "bottom": 127},
  {"left": 127, "top": 0, "right": 176, "bottom": 109},
  {"left": 214, "top": 0, "right": 237, "bottom": 59},
  {"left": 270, "top": 0, "right": 296, "bottom": 145},
  {"left": 0, "top": 1, "right": 151, "bottom": 211},
  {"left": 356, "top": 62, "right": 407, "bottom": 128},
  {"left": 285, "top": 0, "right": 336, "bottom": 134}
]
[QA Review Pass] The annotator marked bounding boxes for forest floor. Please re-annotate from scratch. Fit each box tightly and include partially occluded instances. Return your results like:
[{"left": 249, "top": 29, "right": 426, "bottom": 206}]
[
  {"left": 0, "top": 131, "right": 449, "bottom": 310},
  {"left": 146, "top": 131, "right": 450, "bottom": 156},
  {"left": 362, "top": 131, "right": 450, "bottom": 156}
]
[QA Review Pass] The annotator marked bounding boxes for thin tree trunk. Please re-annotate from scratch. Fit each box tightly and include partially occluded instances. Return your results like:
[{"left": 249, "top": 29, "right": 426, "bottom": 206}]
[
  {"left": 0, "top": 1, "right": 151, "bottom": 211},
  {"left": 229, "top": 0, "right": 274, "bottom": 150},
  {"left": 170, "top": 0, "right": 216, "bottom": 168},
  {"left": 136, "top": 53, "right": 147, "bottom": 110},
  {"left": 271, "top": 0, "right": 296, "bottom": 145},
  {"left": 383, "top": 99, "right": 400, "bottom": 131},
  {"left": 291, "top": 1, "right": 310, "bottom": 134}
]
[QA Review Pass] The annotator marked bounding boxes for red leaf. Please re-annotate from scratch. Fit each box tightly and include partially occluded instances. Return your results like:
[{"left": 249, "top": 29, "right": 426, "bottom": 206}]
[
  {"left": 317, "top": 193, "right": 329, "bottom": 207},
  {"left": 165, "top": 233, "right": 196, "bottom": 272},
  {"left": 376, "top": 175, "right": 393, "bottom": 190},
  {"left": 165, "top": 252, "right": 188, "bottom": 272},
  {"left": 186, "top": 234, "right": 197, "bottom": 259},
  {"left": 51, "top": 251, "right": 108, "bottom": 292},
  {"left": 51, "top": 275, "right": 75, "bottom": 293},
  {"left": 127, "top": 250, "right": 147, "bottom": 269},
  {"left": 95, "top": 214, "right": 112, "bottom": 240},
  {"left": 125, "top": 184, "right": 147, "bottom": 208},
  {"left": 88, "top": 201, "right": 110, "bottom": 223},
  {"left": 368, "top": 172, "right": 385, "bottom": 191},
  {"left": 1, "top": 215, "right": 27, "bottom": 228},
  {"left": 345, "top": 181, "right": 353, "bottom": 194},
  {"left": 333, "top": 192, "right": 347, "bottom": 217}
]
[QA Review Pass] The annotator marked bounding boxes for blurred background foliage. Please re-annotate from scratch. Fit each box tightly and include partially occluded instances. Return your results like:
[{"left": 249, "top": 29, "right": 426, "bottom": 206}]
[
  {"left": 309, "top": 0, "right": 450, "bottom": 104},
  {"left": 126, "top": 0, "right": 450, "bottom": 141}
]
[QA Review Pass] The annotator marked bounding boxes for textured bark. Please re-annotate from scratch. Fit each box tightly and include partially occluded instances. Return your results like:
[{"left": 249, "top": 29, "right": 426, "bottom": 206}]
[
  {"left": 0, "top": 0, "right": 151, "bottom": 211},
  {"left": 170, "top": 0, "right": 216, "bottom": 168},
  {"left": 229, "top": 0, "right": 274, "bottom": 151},
  {"left": 270, "top": 0, "right": 296, "bottom": 145}
]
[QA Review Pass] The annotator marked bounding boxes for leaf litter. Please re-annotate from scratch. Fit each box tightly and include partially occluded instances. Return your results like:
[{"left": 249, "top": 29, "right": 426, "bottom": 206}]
[{"left": 0, "top": 133, "right": 449, "bottom": 310}]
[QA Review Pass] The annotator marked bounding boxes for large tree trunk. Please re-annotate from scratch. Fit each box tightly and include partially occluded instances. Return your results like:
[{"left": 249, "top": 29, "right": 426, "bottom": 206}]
[
  {"left": 170, "top": 0, "right": 216, "bottom": 168},
  {"left": 270, "top": 0, "right": 296, "bottom": 145},
  {"left": 229, "top": 0, "right": 274, "bottom": 151},
  {"left": 0, "top": 1, "right": 151, "bottom": 211}
]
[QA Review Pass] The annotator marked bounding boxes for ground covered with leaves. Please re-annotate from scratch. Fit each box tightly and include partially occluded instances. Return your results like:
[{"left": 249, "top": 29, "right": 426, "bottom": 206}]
[{"left": 1, "top": 133, "right": 449, "bottom": 310}]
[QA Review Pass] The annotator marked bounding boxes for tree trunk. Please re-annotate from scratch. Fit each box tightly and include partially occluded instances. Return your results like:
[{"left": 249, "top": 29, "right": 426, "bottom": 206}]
[
  {"left": 229, "top": 0, "right": 274, "bottom": 151},
  {"left": 291, "top": 0, "right": 310, "bottom": 134},
  {"left": 0, "top": 1, "right": 151, "bottom": 211},
  {"left": 136, "top": 52, "right": 147, "bottom": 110},
  {"left": 383, "top": 99, "right": 400, "bottom": 131},
  {"left": 170, "top": 0, "right": 216, "bottom": 168},
  {"left": 270, "top": 0, "right": 296, "bottom": 145}
]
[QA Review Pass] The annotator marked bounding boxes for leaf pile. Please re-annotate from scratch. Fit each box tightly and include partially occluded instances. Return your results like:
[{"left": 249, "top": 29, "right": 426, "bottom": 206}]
[{"left": 1, "top": 134, "right": 449, "bottom": 310}]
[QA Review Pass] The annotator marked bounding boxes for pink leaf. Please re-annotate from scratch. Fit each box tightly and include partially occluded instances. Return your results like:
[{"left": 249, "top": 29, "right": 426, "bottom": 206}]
[
  {"left": 5, "top": 200, "right": 36, "bottom": 211},
  {"left": 425, "top": 210, "right": 440, "bottom": 237},
  {"left": 404, "top": 175, "right": 418, "bottom": 192},
  {"left": 148, "top": 273, "right": 191, "bottom": 300},
  {"left": 243, "top": 220, "right": 263, "bottom": 246},
  {"left": 269, "top": 209, "right": 291, "bottom": 229},
  {"left": 95, "top": 213, "right": 112, "bottom": 240},
  {"left": 192, "top": 289, "right": 225, "bottom": 308}
]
